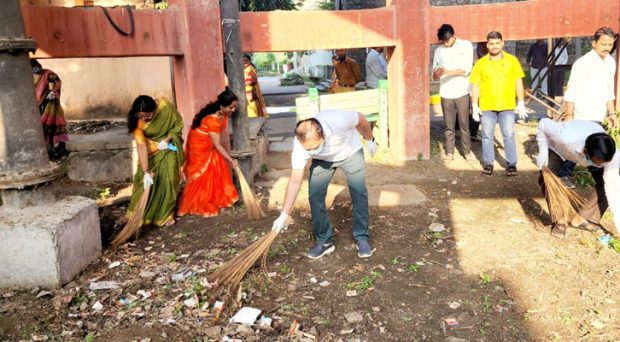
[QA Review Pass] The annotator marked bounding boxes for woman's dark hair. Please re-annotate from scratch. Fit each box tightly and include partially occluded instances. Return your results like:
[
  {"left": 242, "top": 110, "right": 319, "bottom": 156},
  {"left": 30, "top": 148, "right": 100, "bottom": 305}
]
[
  {"left": 437, "top": 24, "right": 455, "bottom": 42},
  {"left": 127, "top": 95, "right": 157, "bottom": 133},
  {"left": 191, "top": 89, "right": 238, "bottom": 129},
  {"left": 585, "top": 132, "right": 616, "bottom": 163}
]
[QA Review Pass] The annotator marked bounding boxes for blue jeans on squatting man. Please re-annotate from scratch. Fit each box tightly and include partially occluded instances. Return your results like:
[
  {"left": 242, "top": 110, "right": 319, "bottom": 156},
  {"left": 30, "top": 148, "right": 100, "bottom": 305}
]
[
  {"left": 481, "top": 110, "right": 517, "bottom": 167},
  {"left": 308, "top": 148, "right": 369, "bottom": 245}
]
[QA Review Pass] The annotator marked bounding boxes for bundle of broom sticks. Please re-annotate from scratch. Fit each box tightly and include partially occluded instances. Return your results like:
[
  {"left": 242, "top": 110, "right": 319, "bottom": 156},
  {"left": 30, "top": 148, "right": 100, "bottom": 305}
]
[
  {"left": 234, "top": 165, "right": 265, "bottom": 220},
  {"left": 541, "top": 167, "right": 586, "bottom": 224},
  {"left": 111, "top": 186, "right": 151, "bottom": 247}
]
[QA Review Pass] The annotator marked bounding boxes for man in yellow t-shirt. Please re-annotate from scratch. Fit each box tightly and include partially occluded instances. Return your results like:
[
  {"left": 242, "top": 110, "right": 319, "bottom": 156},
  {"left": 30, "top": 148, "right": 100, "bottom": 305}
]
[{"left": 470, "top": 31, "right": 527, "bottom": 177}]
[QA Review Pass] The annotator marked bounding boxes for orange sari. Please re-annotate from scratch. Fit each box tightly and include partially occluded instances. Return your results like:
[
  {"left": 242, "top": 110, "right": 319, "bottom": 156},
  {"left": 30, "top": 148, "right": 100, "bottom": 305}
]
[{"left": 177, "top": 115, "right": 238, "bottom": 217}]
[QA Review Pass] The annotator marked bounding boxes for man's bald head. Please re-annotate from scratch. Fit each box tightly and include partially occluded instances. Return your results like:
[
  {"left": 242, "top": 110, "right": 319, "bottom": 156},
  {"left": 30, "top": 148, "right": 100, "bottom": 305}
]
[{"left": 295, "top": 118, "right": 324, "bottom": 150}]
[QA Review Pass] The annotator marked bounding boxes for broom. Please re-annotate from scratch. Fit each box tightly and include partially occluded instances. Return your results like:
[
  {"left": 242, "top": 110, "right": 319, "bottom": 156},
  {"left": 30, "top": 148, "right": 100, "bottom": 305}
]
[
  {"left": 110, "top": 185, "right": 151, "bottom": 247},
  {"left": 234, "top": 166, "right": 266, "bottom": 220},
  {"left": 208, "top": 217, "right": 293, "bottom": 300},
  {"left": 541, "top": 167, "right": 586, "bottom": 224}
]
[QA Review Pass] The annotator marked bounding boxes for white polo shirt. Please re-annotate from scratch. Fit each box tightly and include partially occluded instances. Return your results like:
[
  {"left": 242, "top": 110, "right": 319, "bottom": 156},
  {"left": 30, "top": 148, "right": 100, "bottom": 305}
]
[
  {"left": 291, "top": 110, "right": 362, "bottom": 170},
  {"left": 564, "top": 50, "right": 616, "bottom": 122},
  {"left": 432, "top": 38, "right": 474, "bottom": 99}
]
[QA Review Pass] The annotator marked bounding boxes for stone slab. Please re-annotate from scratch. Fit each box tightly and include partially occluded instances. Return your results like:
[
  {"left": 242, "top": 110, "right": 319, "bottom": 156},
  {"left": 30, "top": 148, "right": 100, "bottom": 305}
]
[
  {"left": 0, "top": 196, "right": 101, "bottom": 288},
  {"left": 269, "top": 138, "right": 294, "bottom": 152},
  {"left": 67, "top": 149, "right": 135, "bottom": 183},
  {"left": 67, "top": 127, "right": 133, "bottom": 152}
]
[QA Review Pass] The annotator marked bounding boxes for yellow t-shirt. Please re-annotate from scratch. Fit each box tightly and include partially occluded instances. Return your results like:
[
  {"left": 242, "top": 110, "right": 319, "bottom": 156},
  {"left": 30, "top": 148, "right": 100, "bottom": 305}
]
[{"left": 470, "top": 52, "right": 525, "bottom": 111}]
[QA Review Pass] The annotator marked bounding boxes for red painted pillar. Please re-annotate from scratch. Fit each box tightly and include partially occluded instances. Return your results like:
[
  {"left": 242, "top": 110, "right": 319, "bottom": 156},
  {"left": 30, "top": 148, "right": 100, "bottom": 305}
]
[
  {"left": 387, "top": 0, "right": 430, "bottom": 160},
  {"left": 169, "top": 0, "right": 225, "bottom": 138}
]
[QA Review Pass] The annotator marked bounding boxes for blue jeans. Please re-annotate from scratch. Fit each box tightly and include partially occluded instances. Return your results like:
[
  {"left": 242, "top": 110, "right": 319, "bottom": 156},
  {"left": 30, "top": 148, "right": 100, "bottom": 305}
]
[
  {"left": 308, "top": 149, "right": 369, "bottom": 245},
  {"left": 480, "top": 110, "right": 517, "bottom": 167}
]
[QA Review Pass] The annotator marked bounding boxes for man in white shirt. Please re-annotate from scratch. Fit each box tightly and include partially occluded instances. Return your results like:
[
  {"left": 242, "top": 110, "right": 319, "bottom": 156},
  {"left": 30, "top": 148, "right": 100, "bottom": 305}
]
[
  {"left": 564, "top": 27, "right": 617, "bottom": 124},
  {"left": 432, "top": 24, "right": 475, "bottom": 162},
  {"left": 536, "top": 118, "right": 620, "bottom": 238},
  {"left": 558, "top": 28, "right": 618, "bottom": 188},
  {"left": 271, "top": 110, "right": 378, "bottom": 260},
  {"left": 365, "top": 47, "right": 388, "bottom": 89}
]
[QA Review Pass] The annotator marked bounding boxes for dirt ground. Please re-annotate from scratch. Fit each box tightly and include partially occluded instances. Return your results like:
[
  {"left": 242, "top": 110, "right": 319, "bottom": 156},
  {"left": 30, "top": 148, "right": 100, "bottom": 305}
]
[{"left": 2, "top": 120, "right": 620, "bottom": 342}]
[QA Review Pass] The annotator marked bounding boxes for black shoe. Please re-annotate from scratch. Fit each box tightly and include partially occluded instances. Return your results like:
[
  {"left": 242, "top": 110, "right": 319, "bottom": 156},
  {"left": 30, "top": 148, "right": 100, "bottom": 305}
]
[
  {"left": 307, "top": 242, "right": 335, "bottom": 260},
  {"left": 506, "top": 165, "right": 517, "bottom": 177},
  {"left": 482, "top": 165, "right": 493, "bottom": 175}
]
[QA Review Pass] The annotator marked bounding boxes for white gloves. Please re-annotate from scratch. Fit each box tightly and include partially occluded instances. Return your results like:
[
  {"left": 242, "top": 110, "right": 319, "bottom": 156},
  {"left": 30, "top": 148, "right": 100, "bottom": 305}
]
[
  {"left": 158, "top": 140, "right": 169, "bottom": 151},
  {"left": 143, "top": 172, "right": 153, "bottom": 189},
  {"left": 272, "top": 212, "right": 289, "bottom": 233},
  {"left": 515, "top": 100, "right": 528, "bottom": 120},
  {"left": 536, "top": 152, "right": 548, "bottom": 170},
  {"left": 366, "top": 138, "right": 378, "bottom": 157},
  {"left": 472, "top": 104, "right": 482, "bottom": 122}
]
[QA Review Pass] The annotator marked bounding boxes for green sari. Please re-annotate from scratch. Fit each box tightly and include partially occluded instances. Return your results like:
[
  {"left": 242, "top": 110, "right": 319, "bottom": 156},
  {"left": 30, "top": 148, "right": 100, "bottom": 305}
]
[{"left": 127, "top": 99, "right": 185, "bottom": 226}]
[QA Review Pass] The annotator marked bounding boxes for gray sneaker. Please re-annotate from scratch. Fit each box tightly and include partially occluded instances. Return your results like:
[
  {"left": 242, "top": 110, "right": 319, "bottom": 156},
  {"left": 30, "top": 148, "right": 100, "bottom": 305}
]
[
  {"left": 307, "top": 242, "right": 335, "bottom": 260},
  {"left": 356, "top": 241, "right": 376, "bottom": 258}
]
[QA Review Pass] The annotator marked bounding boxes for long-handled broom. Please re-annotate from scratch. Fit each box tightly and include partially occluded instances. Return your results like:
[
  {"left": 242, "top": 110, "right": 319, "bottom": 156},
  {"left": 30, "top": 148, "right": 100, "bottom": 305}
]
[
  {"left": 110, "top": 185, "right": 151, "bottom": 247},
  {"left": 234, "top": 166, "right": 266, "bottom": 220},
  {"left": 541, "top": 167, "right": 586, "bottom": 224}
]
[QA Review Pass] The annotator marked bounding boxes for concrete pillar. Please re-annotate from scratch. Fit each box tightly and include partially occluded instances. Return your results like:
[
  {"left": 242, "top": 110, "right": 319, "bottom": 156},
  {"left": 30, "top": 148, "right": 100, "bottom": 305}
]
[
  {"left": 0, "top": 0, "right": 60, "bottom": 189},
  {"left": 387, "top": 0, "right": 430, "bottom": 160}
]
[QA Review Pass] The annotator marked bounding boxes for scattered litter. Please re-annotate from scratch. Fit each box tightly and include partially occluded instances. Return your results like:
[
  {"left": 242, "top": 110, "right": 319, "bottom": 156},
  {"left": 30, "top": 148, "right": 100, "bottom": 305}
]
[
  {"left": 108, "top": 261, "right": 121, "bottom": 269},
  {"left": 591, "top": 320, "right": 606, "bottom": 329},
  {"left": 346, "top": 290, "right": 358, "bottom": 297},
  {"left": 2, "top": 292, "right": 14, "bottom": 298},
  {"left": 36, "top": 291, "right": 53, "bottom": 298},
  {"left": 319, "top": 280, "right": 330, "bottom": 287},
  {"left": 444, "top": 318, "right": 459, "bottom": 326},
  {"left": 139, "top": 271, "right": 156, "bottom": 279},
  {"left": 183, "top": 298, "right": 198, "bottom": 308},
  {"left": 89, "top": 281, "right": 121, "bottom": 290},
  {"left": 302, "top": 296, "right": 316, "bottom": 300},
  {"left": 379, "top": 326, "right": 386, "bottom": 334},
  {"left": 494, "top": 305, "right": 506, "bottom": 314},
  {"left": 289, "top": 320, "right": 300, "bottom": 334},
  {"left": 212, "top": 301, "right": 224, "bottom": 319},
  {"left": 230, "top": 307, "right": 261, "bottom": 325},
  {"left": 339, "top": 329, "right": 354, "bottom": 335},
  {"left": 309, "top": 277, "right": 318, "bottom": 284},
  {"left": 372, "top": 307, "right": 380, "bottom": 312},
  {"left": 510, "top": 218, "right": 526, "bottom": 224},
  {"left": 172, "top": 268, "right": 193, "bottom": 281},
  {"left": 599, "top": 234, "right": 612, "bottom": 246},
  {"left": 92, "top": 301, "right": 103, "bottom": 311},
  {"left": 344, "top": 311, "right": 363, "bottom": 324},
  {"left": 136, "top": 290, "right": 153, "bottom": 300},
  {"left": 448, "top": 301, "right": 461, "bottom": 309},
  {"left": 31, "top": 335, "right": 49, "bottom": 341},
  {"left": 428, "top": 223, "right": 445, "bottom": 232},
  {"left": 258, "top": 316, "right": 272, "bottom": 328},
  {"left": 267, "top": 272, "right": 277, "bottom": 278},
  {"left": 451, "top": 179, "right": 458, "bottom": 185}
]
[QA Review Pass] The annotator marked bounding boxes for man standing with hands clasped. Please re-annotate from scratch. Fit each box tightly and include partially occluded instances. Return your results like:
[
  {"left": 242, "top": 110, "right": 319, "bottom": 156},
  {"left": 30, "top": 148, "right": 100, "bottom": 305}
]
[
  {"left": 271, "top": 110, "right": 378, "bottom": 260},
  {"left": 470, "top": 31, "right": 528, "bottom": 176}
]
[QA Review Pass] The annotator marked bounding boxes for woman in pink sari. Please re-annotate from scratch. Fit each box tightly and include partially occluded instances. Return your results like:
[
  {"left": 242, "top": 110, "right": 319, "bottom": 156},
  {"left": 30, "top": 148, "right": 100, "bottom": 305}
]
[{"left": 31, "top": 59, "right": 69, "bottom": 160}]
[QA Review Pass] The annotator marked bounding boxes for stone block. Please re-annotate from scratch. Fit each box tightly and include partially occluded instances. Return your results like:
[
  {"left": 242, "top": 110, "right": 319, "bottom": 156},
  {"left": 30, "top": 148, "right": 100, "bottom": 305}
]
[
  {"left": 0, "top": 196, "right": 101, "bottom": 288},
  {"left": 67, "top": 149, "right": 134, "bottom": 183}
]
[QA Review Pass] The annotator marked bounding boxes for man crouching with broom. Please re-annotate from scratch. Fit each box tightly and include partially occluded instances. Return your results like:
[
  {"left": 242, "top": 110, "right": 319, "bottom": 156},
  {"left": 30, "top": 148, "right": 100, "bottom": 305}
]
[
  {"left": 271, "top": 110, "right": 378, "bottom": 259},
  {"left": 536, "top": 118, "right": 620, "bottom": 238}
]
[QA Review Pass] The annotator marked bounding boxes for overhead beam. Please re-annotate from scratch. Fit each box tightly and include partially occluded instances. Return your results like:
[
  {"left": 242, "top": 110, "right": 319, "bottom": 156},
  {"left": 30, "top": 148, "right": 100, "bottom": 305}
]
[
  {"left": 429, "top": 0, "right": 620, "bottom": 43},
  {"left": 22, "top": 5, "right": 183, "bottom": 58},
  {"left": 239, "top": 8, "right": 396, "bottom": 52}
]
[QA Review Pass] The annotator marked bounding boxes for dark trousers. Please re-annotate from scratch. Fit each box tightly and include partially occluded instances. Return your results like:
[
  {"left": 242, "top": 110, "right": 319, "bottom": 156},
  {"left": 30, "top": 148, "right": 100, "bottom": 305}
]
[
  {"left": 441, "top": 94, "right": 472, "bottom": 154},
  {"left": 308, "top": 149, "right": 369, "bottom": 244},
  {"left": 538, "top": 150, "right": 609, "bottom": 224}
]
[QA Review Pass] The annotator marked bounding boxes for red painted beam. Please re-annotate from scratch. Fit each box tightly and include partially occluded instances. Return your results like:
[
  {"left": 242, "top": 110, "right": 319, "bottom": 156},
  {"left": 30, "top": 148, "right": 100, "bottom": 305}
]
[
  {"left": 429, "top": 0, "right": 620, "bottom": 43},
  {"left": 22, "top": 5, "right": 183, "bottom": 58},
  {"left": 239, "top": 8, "right": 396, "bottom": 52}
]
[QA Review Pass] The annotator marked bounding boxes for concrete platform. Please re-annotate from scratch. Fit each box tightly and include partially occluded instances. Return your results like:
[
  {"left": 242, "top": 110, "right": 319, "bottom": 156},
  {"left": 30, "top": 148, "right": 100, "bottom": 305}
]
[
  {"left": 66, "top": 127, "right": 135, "bottom": 182},
  {"left": 0, "top": 196, "right": 101, "bottom": 288}
]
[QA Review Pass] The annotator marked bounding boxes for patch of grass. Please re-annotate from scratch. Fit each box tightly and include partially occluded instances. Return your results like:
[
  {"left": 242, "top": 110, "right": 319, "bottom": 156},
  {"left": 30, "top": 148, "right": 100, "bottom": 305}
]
[
  {"left": 227, "top": 247, "right": 238, "bottom": 255},
  {"left": 430, "top": 138, "right": 440, "bottom": 156},
  {"left": 84, "top": 332, "right": 95, "bottom": 342},
  {"left": 391, "top": 257, "right": 400, "bottom": 265},
  {"left": 346, "top": 271, "right": 382, "bottom": 291},
  {"left": 480, "top": 273, "right": 492, "bottom": 285},
  {"left": 482, "top": 295, "right": 492, "bottom": 312},
  {"left": 261, "top": 163, "right": 269, "bottom": 173},
  {"left": 279, "top": 264, "right": 290, "bottom": 275},
  {"left": 407, "top": 264, "right": 421, "bottom": 272},
  {"left": 168, "top": 254, "right": 177, "bottom": 263}
]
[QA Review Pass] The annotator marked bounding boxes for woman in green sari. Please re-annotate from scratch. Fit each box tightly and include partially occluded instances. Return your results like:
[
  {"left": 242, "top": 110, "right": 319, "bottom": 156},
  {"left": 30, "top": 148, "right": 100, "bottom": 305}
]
[{"left": 125, "top": 95, "right": 185, "bottom": 226}]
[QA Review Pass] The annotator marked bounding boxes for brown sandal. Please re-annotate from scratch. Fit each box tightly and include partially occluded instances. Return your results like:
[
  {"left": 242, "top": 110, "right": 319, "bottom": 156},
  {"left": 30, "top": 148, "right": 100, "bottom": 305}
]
[
  {"left": 482, "top": 165, "right": 493, "bottom": 175},
  {"left": 551, "top": 223, "right": 567, "bottom": 238},
  {"left": 571, "top": 221, "right": 599, "bottom": 232}
]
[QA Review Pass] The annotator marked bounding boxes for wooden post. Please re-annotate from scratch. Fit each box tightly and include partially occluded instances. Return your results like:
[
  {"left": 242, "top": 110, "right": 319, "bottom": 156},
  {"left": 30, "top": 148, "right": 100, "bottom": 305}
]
[{"left": 221, "top": 0, "right": 254, "bottom": 184}]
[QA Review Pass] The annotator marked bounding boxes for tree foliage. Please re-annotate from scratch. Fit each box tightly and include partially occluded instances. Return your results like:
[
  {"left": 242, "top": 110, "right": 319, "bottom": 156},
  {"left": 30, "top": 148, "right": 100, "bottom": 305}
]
[{"left": 239, "top": 0, "right": 297, "bottom": 11}]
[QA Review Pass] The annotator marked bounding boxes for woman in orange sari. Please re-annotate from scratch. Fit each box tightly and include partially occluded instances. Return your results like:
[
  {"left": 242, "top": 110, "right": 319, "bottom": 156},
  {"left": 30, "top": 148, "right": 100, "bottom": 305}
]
[
  {"left": 243, "top": 54, "right": 268, "bottom": 118},
  {"left": 177, "top": 90, "right": 239, "bottom": 217}
]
